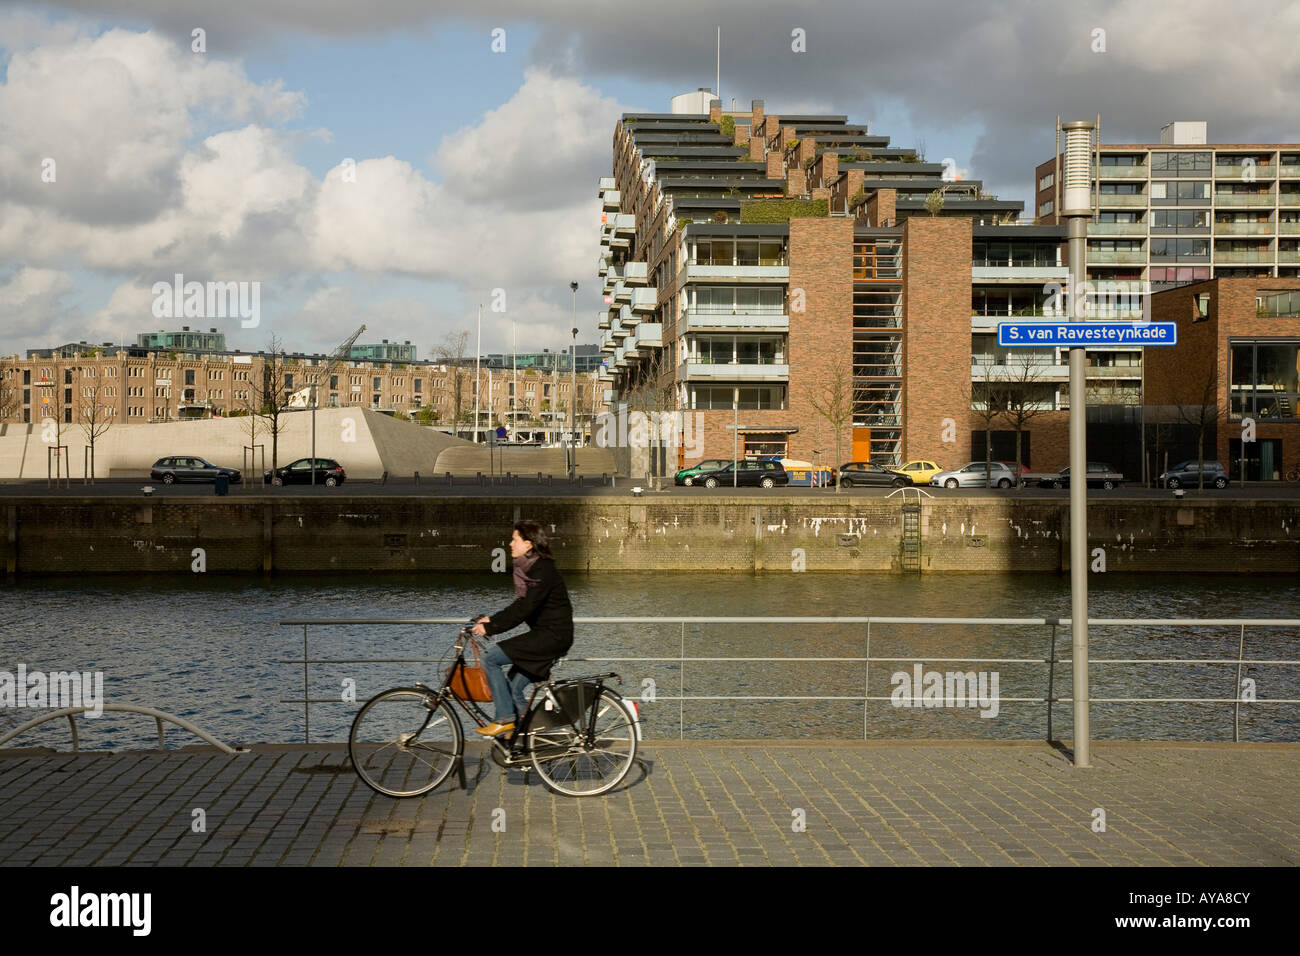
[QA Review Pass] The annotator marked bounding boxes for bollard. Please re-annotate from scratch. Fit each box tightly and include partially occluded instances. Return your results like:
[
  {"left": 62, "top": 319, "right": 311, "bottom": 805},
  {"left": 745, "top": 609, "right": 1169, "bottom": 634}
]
[
  {"left": 381, "top": 470, "right": 388, "bottom": 485},
  {"left": 414, "top": 471, "right": 420, "bottom": 485},
  {"left": 477, "top": 472, "right": 484, "bottom": 487},
  {"left": 446, "top": 471, "right": 452, "bottom": 487}
]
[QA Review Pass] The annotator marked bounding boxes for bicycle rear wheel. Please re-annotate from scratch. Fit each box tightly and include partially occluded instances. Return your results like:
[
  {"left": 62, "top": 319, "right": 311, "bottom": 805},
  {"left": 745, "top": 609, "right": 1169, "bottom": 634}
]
[
  {"left": 349, "top": 687, "right": 463, "bottom": 797},
  {"left": 528, "top": 687, "right": 637, "bottom": 796}
]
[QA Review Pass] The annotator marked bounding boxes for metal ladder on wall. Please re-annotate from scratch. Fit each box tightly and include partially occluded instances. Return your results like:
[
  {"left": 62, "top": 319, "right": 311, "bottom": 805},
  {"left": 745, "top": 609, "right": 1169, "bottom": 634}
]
[{"left": 886, "top": 486, "right": 933, "bottom": 572}]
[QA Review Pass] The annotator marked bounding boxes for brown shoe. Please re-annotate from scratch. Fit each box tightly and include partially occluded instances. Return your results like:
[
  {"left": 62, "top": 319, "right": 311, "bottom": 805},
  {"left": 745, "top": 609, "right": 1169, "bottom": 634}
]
[{"left": 474, "top": 721, "right": 515, "bottom": 737}]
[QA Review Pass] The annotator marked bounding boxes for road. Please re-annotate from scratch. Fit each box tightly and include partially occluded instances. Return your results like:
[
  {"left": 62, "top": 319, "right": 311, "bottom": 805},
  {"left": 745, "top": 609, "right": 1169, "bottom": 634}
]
[{"left": 2, "top": 477, "right": 1298, "bottom": 499}]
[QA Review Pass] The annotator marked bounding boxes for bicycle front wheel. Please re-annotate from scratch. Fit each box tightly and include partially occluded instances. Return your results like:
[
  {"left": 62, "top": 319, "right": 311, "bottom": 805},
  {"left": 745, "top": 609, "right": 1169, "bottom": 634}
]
[
  {"left": 349, "top": 687, "right": 463, "bottom": 798},
  {"left": 528, "top": 688, "right": 637, "bottom": 797}
]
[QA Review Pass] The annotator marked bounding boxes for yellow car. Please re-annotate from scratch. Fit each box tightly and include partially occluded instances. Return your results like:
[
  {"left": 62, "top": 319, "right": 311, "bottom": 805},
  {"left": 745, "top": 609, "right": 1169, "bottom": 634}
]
[{"left": 894, "top": 460, "right": 944, "bottom": 485}]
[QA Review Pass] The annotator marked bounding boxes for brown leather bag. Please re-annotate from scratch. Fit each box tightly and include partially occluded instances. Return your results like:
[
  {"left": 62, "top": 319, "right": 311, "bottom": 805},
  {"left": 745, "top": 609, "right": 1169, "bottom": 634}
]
[{"left": 447, "top": 637, "right": 494, "bottom": 702}]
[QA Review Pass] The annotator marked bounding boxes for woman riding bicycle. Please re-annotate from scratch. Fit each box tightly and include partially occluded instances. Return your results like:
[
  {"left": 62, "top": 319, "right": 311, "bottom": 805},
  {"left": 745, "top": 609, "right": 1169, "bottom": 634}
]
[{"left": 471, "top": 520, "right": 573, "bottom": 737}]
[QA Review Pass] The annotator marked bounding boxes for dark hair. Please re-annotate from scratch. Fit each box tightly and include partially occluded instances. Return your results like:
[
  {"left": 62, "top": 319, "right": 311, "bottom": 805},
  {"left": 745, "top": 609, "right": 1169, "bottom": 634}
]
[{"left": 514, "top": 520, "right": 553, "bottom": 558}]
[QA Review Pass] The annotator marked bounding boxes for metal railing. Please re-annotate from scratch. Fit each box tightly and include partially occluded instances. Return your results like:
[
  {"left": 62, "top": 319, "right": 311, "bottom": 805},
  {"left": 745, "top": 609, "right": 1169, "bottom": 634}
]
[{"left": 278, "top": 617, "right": 1300, "bottom": 743}]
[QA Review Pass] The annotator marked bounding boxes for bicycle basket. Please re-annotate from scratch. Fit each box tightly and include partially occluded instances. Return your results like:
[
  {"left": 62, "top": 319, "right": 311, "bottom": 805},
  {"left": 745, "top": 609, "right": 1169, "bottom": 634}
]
[{"left": 531, "top": 679, "right": 602, "bottom": 731}]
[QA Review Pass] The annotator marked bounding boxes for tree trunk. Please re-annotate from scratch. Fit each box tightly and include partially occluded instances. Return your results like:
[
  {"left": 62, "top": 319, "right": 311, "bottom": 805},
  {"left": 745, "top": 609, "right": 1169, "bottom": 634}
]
[
  {"left": 1014, "top": 425, "right": 1023, "bottom": 487},
  {"left": 1197, "top": 428, "right": 1205, "bottom": 491}
]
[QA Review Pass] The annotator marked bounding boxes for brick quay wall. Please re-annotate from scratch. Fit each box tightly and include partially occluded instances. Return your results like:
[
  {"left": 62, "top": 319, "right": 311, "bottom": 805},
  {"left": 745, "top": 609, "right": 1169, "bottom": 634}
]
[{"left": 3, "top": 496, "right": 1297, "bottom": 575}]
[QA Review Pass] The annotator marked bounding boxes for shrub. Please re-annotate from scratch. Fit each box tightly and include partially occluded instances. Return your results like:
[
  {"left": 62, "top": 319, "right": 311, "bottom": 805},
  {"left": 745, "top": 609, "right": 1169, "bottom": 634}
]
[
  {"left": 740, "top": 199, "right": 829, "bottom": 223},
  {"left": 719, "top": 115, "right": 735, "bottom": 138}
]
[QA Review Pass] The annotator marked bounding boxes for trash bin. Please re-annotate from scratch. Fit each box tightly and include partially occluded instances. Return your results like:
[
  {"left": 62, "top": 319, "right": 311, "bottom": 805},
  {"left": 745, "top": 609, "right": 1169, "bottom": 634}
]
[{"left": 214, "top": 473, "right": 229, "bottom": 496}]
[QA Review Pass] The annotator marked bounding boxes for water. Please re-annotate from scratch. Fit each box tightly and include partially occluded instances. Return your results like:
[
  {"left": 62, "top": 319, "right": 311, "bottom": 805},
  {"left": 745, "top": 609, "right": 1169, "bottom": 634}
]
[{"left": 1, "top": 572, "right": 1297, "bottom": 749}]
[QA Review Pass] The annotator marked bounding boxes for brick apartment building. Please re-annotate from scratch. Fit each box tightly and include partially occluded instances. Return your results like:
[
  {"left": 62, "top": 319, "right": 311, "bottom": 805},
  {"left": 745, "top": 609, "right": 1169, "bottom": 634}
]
[
  {"left": 598, "top": 95, "right": 1123, "bottom": 474},
  {"left": 0, "top": 332, "right": 602, "bottom": 444},
  {"left": 1145, "top": 278, "right": 1300, "bottom": 481}
]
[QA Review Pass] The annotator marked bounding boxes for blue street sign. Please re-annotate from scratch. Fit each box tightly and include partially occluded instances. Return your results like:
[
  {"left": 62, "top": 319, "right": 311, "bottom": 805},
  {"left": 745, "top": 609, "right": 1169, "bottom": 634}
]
[
  {"left": 998, "top": 322, "right": 1177, "bottom": 348},
  {"left": 495, "top": 426, "right": 507, "bottom": 438}
]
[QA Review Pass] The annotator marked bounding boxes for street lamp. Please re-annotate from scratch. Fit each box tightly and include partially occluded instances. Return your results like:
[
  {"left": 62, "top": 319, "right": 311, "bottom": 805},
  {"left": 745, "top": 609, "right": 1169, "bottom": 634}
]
[{"left": 569, "top": 281, "right": 578, "bottom": 478}]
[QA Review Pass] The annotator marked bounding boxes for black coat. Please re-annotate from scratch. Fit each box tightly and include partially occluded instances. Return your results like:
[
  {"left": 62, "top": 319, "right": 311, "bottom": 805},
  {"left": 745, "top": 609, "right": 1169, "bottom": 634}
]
[{"left": 484, "top": 556, "right": 573, "bottom": 679}]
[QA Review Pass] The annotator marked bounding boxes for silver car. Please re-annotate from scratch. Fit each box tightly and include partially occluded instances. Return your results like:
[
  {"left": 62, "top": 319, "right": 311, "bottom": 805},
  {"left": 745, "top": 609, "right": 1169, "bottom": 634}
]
[{"left": 930, "top": 461, "right": 1017, "bottom": 489}]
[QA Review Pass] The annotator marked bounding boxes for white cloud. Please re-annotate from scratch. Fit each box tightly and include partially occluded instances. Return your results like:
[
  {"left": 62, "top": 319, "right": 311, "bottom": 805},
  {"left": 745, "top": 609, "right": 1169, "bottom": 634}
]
[{"left": 0, "top": 267, "right": 76, "bottom": 346}]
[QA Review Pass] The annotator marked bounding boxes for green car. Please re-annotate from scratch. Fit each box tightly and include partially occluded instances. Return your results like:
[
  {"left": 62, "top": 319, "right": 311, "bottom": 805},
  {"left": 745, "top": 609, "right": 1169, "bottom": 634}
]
[{"left": 675, "top": 459, "right": 733, "bottom": 486}]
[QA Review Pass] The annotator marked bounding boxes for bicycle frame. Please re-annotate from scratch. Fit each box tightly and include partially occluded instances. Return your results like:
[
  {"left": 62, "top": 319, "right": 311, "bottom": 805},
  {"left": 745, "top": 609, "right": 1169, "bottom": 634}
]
[{"left": 428, "top": 628, "right": 621, "bottom": 766}]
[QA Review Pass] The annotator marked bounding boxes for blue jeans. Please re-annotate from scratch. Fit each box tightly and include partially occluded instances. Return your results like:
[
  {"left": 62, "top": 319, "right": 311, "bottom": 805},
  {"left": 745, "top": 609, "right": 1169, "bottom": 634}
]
[{"left": 483, "top": 642, "right": 531, "bottom": 724}]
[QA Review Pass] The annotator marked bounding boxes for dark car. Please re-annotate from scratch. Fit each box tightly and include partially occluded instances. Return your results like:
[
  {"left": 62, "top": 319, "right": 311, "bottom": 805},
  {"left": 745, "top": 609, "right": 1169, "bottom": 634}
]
[
  {"left": 1159, "top": 460, "right": 1228, "bottom": 489},
  {"left": 837, "top": 462, "right": 912, "bottom": 488},
  {"left": 150, "top": 456, "right": 241, "bottom": 485},
  {"left": 265, "top": 458, "right": 347, "bottom": 486},
  {"left": 691, "top": 459, "right": 788, "bottom": 489},
  {"left": 1036, "top": 462, "right": 1124, "bottom": 490},
  {"left": 675, "top": 459, "right": 733, "bottom": 486}
]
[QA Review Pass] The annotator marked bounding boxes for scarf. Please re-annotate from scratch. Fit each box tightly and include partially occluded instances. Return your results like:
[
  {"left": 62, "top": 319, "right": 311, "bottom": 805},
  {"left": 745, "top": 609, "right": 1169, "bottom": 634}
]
[{"left": 513, "top": 548, "right": 541, "bottom": 597}]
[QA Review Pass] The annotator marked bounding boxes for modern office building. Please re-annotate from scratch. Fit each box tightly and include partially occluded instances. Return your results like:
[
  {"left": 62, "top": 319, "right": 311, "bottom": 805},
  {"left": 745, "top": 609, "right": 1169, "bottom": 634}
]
[
  {"left": 483, "top": 344, "right": 603, "bottom": 374},
  {"left": 350, "top": 340, "right": 419, "bottom": 362},
  {"left": 135, "top": 327, "right": 228, "bottom": 352},
  {"left": 599, "top": 95, "right": 1104, "bottom": 471}
]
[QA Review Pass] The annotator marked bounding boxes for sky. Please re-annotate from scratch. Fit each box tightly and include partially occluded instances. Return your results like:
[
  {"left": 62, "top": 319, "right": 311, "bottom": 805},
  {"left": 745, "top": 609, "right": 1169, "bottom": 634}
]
[{"left": 2, "top": 0, "right": 1298, "bottom": 358}]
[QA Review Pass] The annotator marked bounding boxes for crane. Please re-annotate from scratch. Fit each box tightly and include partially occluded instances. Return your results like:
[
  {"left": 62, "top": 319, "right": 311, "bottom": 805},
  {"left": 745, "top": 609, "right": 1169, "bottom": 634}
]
[{"left": 309, "top": 324, "right": 366, "bottom": 485}]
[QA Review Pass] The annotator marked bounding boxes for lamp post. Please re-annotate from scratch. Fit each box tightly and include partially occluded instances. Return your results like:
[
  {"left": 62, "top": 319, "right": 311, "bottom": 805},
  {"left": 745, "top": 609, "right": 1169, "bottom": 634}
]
[
  {"left": 1059, "top": 118, "right": 1096, "bottom": 769},
  {"left": 569, "top": 281, "right": 578, "bottom": 478}
]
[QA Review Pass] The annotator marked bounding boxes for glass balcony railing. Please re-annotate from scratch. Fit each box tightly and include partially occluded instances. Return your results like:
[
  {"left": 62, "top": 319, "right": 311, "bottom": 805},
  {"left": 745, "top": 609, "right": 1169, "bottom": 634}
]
[
  {"left": 1215, "top": 250, "right": 1273, "bottom": 263},
  {"left": 971, "top": 256, "right": 1060, "bottom": 268},
  {"left": 1215, "top": 165, "right": 1276, "bottom": 179},
  {"left": 1089, "top": 221, "right": 1147, "bottom": 235},
  {"left": 1097, "top": 166, "right": 1149, "bottom": 179},
  {"left": 1215, "top": 194, "right": 1276, "bottom": 206},
  {"left": 1086, "top": 250, "right": 1147, "bottom": 264},
  {"left": 1096, "top": 194, "right": 1147, "bottom": 206},
  {"left": 1214, "top": 221, "right": 1273, "bottom": 235}
]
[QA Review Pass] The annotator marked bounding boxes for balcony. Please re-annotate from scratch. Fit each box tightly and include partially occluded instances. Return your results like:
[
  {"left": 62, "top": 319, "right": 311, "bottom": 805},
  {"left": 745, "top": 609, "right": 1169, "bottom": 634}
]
[
  {"left": 1281, "top": 194, "right": 1300, "bottom": 206},
  {"left": 598, "top": 177, "right": 616, "bottom": 194},
  {"left": 680, "top": 261, "right": 790, "bottom": 283},
  {"left": 630, "top": 287, "right": 658, "bottom": 312},
  {"left": 624, "top": 261, "right": 649, "bottom": 285},
  {"left": 1214, "top": 221, "right": 1273, "bottom": 235},
  {"left": 1280, "top": 250, "right": 1300, "bottom": 263},
  {"left": 1215, "top": 165, "right": 1276, "bottom": 180},
  {"left": 1096, "top": 194, "right": 1148, "bottom": 207},
  {"left": 1215, "top": 250, "right": 1273, "bottom": 263},
  {"left": 682, "top": 308, "right": 790, "bottom": 332},
  {"left": 1215, "top": 194, "right": 1275, "bottom": 206},
  {"left": 1280, "top": 166, "right": 1300, "bottom": 178},
  {"left": 603, "top": 388, "right": 617, "bottom": 403},
  {"left": 611, "top": 213, "right": 636, "bottom": 234},
  {"left": 1098, "top": 165, "right": 1149, "bottom": 179},
  {"left": 971, "top": 361, "right": 1070, "bottom": 381},
  {"left": 602, "top": 189, "right": 622, "bottom": 212},
  {"left": 598, "top": 311, "right": 611, "bottom": 330},
  {"left": 611, "top": 319, "right": 632, "bottom": 338},
  {"left": 970, "top": 260, "right": 1067, "bottom": 283},
  {"left": 1279, "top": 222, "right": 1300, "bottom": 235},
  {"left": 614, "top": 348, "right": 627, "bottom": 368},
  {"left": 605, "top": 262, "right": 624, "bottom": 285},
  {"left": 1088, "top": 221, "right": 1147, "bottom": 235},
  {"left": 613, "top": 281, "right": 631, "bottom": 303},
  {"left": 678, "top": 359, "right": 790, "bottom": 382},
  {"left": 634, "top": 322, "right": 663, "bottom": 347},
  {"left": 1086, "top": 250, "right": 1147, "bottom": 264}
]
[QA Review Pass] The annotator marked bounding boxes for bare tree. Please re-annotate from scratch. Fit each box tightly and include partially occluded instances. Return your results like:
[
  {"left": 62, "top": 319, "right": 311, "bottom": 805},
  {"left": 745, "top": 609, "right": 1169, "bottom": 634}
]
[
  {"left": 77, "top": 375, "right": 114, "bottom": 483},
  {"left": 1149, "top": 351, "right": 1224, "bottom": 490},
  {"left": 623, "top": 348, "right": 674, "bottom": 479},
  {"left": 924, "top": 188, "right": 945, "bottom": 217},
  {"left": 431, "top": 331, "right": 472, "bottom": 434},
  {"left": 997, "top": 355, "right": 1050, "bottom": 485},
  {"left": 810, "top": 360, "right": 854, "bottom": 493},
  {"left": 252, "top": 336, "right": 293, "bottom": 473},
  {"left": 971, "top": 362, "right": 1007, "bottom": 487}
]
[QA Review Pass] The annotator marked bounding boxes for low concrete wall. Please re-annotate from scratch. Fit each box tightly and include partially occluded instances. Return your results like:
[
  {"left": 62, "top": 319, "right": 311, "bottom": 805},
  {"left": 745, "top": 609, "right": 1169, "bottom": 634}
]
[{"left": 3, "top": 496, "right": 1298, "bottom": 575}]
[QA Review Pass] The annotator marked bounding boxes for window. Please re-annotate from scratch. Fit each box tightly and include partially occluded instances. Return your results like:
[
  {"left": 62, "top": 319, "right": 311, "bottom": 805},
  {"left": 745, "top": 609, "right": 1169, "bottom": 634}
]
[
  {"left": 1100, "top": 154, "right": 1142, "bottom": 166},
  {"left": 284, "top": 373, "right": 293, "bottom": 389},
  {"left": 1038, "top": 200, "right": 1054, "bottom": 217},
  {"left": 185, "top": 369, "right": 195, "bottom": 385},
  {"left": 1038, "top": 172, "right": 1055, "bottom": 191},
  {"left": 414, "top": 378, "right": 422, "bottom": 393},
  {"left": 1230, "top": 340, "right": 1300, "bottom": 420},
  {"left": 372, "top": 377, "right": 381, "bottom": 390}
]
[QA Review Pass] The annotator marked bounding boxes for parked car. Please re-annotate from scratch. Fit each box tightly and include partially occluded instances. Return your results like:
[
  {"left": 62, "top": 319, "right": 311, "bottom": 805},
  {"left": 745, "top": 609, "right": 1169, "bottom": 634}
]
[
  {"left": 894, "top": 460, "right": 944, "bottom": 485},
  {"left": 691, "top": 459, "right": 789, "bottom": 489},
  {"left": 930, "top": 462, "right": 1017, "bottom": 489},
  {"left": 265, "top": 458, "right": 347, "bottom": 486},
  {"left": 1036, "top": 462, "right": 1124, "bottom": 490},
  {"left": 837, "top": 461, "right": 912, "bottom": 488},
  {"left": 675, "top": 459, "right": 733, "bottom": 486},
  {"left": 998, "top": 461, "right": 1041, "bottom": 487},
  {"left": 150, "top": 456, "right": 241, "bottom": 485},
  {"left": 1159, "top": 460, "right": 1229, "bottom": 489}
]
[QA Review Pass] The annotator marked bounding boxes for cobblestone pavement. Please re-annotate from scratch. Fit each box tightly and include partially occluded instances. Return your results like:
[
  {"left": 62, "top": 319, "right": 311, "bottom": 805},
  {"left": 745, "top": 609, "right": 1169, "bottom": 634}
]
[{"left": 1, "top": 741, "right": 1296, "bottom": 866}]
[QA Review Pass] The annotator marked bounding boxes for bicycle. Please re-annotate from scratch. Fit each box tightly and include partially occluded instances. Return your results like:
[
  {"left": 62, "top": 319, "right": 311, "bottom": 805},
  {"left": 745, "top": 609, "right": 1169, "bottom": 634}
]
[
  {"left": 1285, "top": 467, "right": 1300, "bottom": 483},
  {"left": 348, "top": 623, "right": 640, "bottom": 798}
]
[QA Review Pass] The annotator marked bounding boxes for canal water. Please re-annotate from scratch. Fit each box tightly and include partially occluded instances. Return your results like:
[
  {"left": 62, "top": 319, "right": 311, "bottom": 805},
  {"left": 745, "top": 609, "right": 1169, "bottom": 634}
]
[{"left": 1, "top": 572, "right": 1297, "bottom": 749}]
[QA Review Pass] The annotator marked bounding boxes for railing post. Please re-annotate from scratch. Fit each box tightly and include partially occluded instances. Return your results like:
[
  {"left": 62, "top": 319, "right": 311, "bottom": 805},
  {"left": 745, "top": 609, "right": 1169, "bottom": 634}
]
[
  {"left": 67, "top": 713, "right": 79, "bottom": 752},
  {"left": 680, "top": 621, "right": 685, "bottom": 740},
  {"left": 303, "top": 624, "right": 310, "bottom": 744},
  {"left": 1047, "top": 623, "right": 1057, "bottom": 743},
  {"left": 863, "top": 620, "right": 871, "bottom": 740},
  {"left": 156, "top": 716, "right": 165, "bottom": 751},
  {"left": 1234, "top": 624, "right": 1246, "bottom": 743}
]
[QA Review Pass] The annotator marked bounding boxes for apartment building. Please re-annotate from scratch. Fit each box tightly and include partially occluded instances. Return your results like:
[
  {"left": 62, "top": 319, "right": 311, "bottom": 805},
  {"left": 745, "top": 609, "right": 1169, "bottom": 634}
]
[
  {"left": 599, "top": 95, "right": 1098, "bottom": 471},
  {"left": 1035, "top": 122, "right": 1300, "bottom": 288},
  {"left": 0, "top": 337, "right": 601, "bottom": 442},
  {"left": 1145, "top": 277, "right": 1300, "bottom": 481}
]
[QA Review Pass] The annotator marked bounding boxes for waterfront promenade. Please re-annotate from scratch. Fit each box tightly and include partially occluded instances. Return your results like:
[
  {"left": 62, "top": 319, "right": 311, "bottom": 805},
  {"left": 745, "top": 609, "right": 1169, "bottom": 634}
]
[{"left": 2, "top": 740, "right": 1295, "bottom": 866}]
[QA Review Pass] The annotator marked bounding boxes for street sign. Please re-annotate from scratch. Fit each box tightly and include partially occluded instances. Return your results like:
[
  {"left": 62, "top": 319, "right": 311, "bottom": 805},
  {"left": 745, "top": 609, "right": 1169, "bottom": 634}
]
[
  {"left": 495, "top": 426, "right": 507, "bottom": 439},
  {"left": 998, "top": 322, "right": 1176, "bottom": 347}
]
